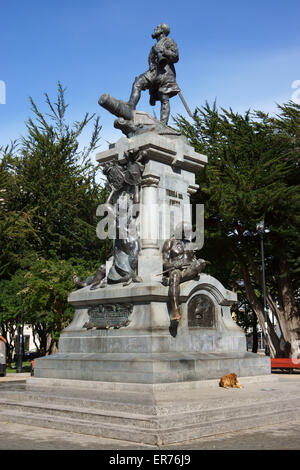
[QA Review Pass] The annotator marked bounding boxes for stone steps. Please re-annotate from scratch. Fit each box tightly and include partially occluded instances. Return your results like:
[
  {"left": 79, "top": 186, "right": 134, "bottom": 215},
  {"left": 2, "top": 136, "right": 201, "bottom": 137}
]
[
  {"left": 0, "top": 409, "right": 157, "bottom": 445},
  {"left": 1, "top": 388, "right": 299, "bottom": 417},
  {"left": 0, "top": 387, "right": 299, "bottom": 445},
  {"left": 0, "top": 401, "right": 155, "bottom": 430},
  {"left": 0, "top": 390, "right": 156, "bottom": 415},
  {"left": 1, "top": 379, "right": 299, "bottom": 416},
  {"left": 0, "top": 399, "right": 298, "bottom": 446}
]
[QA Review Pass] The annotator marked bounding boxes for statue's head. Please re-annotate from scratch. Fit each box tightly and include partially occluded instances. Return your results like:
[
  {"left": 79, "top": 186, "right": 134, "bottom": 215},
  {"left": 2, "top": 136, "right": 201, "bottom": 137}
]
[
  {"left": 152, "top": 23, "right": 170, "bottom": 39},
  {"left": 174, "top": 221, "right": 193, "bottom": 242}
]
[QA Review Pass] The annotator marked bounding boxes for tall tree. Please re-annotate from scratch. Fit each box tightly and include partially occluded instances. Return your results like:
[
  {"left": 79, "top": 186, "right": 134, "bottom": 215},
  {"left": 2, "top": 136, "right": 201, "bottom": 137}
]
[
  {"left": 3, "top": 82, "right": 106, "bottom": 263},
  {"left": 0, "top": 143, "right": 38, "bottom": 279},
  {"left": 0, "top": 83, "right": 112, "bottom": 352},
  {"left": 23, "top": 257, "right": 97, "bottom": 354}
]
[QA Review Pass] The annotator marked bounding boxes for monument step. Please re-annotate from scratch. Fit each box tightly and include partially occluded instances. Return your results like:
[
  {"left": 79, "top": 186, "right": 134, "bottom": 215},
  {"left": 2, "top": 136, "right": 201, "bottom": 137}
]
[
  {"left": 0, "top": 409, "right": 157, "bottom": 445},
  {"left": 2, "top": 395, "right": 298, "bottom": 427},
  {"left": 0, "top": 375, "right": 297, "bottom": 418},
  {"left": 1, "top": 385, "right": 299, "bottom": 414},
  {"left": 0, "top": 374, "right": 297, "bottom": 418},
  {"left": 0, "top": 400, "right": 298, "bottom": 446},
  {"left": 1, "top": 375, "right": 299, "bottom": 444},
  {"left": 0, "top": 399, "right": 156, "bottom": 429},
  {"left": 33, "top": 351, "right": 270, "bottom": 383},
  {"left": 0, "top": 390, "right": 158, "bottom": 415}
]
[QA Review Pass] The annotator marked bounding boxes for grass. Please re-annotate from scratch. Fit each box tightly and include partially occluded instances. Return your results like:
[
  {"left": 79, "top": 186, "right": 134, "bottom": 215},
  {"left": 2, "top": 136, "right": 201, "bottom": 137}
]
[{"left": 6, "top": 361, "right": 32, "bottom": 373}]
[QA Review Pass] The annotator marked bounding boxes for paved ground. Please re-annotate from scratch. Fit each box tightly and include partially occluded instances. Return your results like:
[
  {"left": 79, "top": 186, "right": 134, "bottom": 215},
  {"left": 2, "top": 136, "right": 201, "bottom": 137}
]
[
  {"left": 1, "top": 372, "right": 300, "bottom": 451},
  {"left": 0, "top": 416, "right": 300, "bottom": 450}
]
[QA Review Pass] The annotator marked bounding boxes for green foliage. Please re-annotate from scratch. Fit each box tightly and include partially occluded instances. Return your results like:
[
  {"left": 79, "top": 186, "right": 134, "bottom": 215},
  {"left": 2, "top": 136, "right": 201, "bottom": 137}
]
[
  {"left": 2, "top": 82, "right": 106, "bottom": 263},
  {"left": 0, "top": 83, "right": 112, "bottom": 353},
  {"left": 22, "top": 256, "right": 98, "bottom": 350},
  {"left": 0, "top": 143, "right": 38, "bottom": 278},
  {"left": 175, "top": 101, "right": 300, "bottom": 355},
  {"left": 0, "top": 271, "right": 25, "bottom": 363},
  {"left": 176, "top": 101, "right": 299, "bottom": 229},
  {"left": 175, "top": 100, "right": 300, "bottom": 279}
]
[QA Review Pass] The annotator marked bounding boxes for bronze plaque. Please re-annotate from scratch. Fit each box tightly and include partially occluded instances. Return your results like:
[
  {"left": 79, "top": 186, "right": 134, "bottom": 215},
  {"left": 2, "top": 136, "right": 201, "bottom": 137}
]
[
  {"left": 188, "top": 294, "right": 215, "bottom": 328},
  {"left": 84, "top": 303, "right": 133, "bottom": 329}
]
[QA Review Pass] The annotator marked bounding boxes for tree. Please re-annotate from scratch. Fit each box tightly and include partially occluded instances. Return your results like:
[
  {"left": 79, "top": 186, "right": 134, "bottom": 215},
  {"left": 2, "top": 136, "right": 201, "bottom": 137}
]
[
  {"left": 2, "top": 82, "right": 106, "bottom": 262},
  {"left": 233, "top": 288, "right": 259, "bottom": 353},
  {"left": 175, "top": 101, "right": 300, "bottom": 358},
  {"left": 0, "top": 83, "right": 112, "bottom": 351},
  {"left": 0, "top": 143, "right": 38, "bottom": 279},
  {"left": 22, "top": 256, "right": 97, "bottom": 354},
  {"left": 0, "top": 275, "right": 23, "bottom": 365}
]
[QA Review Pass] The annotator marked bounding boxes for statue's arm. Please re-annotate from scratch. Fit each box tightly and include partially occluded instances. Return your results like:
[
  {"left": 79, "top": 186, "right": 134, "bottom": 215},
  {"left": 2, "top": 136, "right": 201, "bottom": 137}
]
[
  {"left": 162, "top": 38, "right": 179, "bottom": 64},
  {"left": 162, "top": 239, "right": 173, "bottom": 269}
]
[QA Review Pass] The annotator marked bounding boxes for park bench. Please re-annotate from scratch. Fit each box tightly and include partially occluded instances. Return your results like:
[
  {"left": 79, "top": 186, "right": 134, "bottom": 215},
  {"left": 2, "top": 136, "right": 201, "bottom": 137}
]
[{"left": 271, "top": 358, "right": 300, "bottom": 373}]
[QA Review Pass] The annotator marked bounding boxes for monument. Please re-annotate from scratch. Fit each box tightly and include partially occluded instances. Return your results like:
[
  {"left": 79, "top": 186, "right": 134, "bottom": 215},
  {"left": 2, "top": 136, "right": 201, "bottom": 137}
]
[
  {"left": 6, "top": 24, "right": 277, "bottom": 445},
  {"left": 33, "top": 23, "right": 270, "bottom": 384}
]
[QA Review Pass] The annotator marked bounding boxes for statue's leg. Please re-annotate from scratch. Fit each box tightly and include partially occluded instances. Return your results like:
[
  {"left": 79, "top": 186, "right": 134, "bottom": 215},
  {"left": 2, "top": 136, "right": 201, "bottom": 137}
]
[
  {"left": 180, "top": 265, "right": 200, "bottom": 283},
  {"left": 168, "top": 270, "right": 181, "bottom": 321},
  {"left": 181, "top": 259, "right": 208, "bottom": 283},
  {"left": 160, "top": 94, "right": 170, "bottom": 124},
  {"left": 128, "top": 74, "right": 148, "bottom": 109}
]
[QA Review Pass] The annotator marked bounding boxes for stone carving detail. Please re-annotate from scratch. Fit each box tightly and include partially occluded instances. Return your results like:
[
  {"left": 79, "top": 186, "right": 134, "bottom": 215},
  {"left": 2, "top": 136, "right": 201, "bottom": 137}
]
[
  {"left": 98, "top": 149, "right": 147, "bottom": 287},
  {"left": 188, "top": 294, "right": 215, "bottom": 328},
  {"left": 106, "top": 219, "right": 142, "bottom": 286},
  {"left": 73, "top": 264, "right": 106, "bottom": 290},
  {"left": 141, "top": 174, "right": 160, "bottom": 188},
  {"left": 103, "top": 162, "right": 125, "bottom": 192},
  {"left": 83, "top": 303, "right": 133, "bottom": 329},
  {"left": 102, "top": 149, "right": 146, "bottom": 205}
]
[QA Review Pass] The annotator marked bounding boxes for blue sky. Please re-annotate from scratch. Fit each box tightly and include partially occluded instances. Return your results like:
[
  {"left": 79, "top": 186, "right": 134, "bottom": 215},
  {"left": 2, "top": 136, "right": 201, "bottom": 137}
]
[{"left": 1, "top": 0, "right": 300, "bottom": 155}]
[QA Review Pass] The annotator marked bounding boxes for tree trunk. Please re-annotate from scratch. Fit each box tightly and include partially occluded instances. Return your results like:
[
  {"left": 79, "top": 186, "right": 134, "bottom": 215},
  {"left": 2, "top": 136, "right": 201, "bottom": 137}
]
[
  {"left": 32, "top": 324, "right": 47, "bottom": 355},
  {"left": 45, "top": 335, "right": 58, "bottom": 355},
  {"left": 276, "top": 259, "right": 300, "bottom": 358},
  {"left": 236, "top": 251, "right": 279, "bottom": 357},
  {"left": 245, "top": 249, "right": 300, "bottom": 358},
  {"left": 252, "top": 314, "right": 258, "bottom": 353}
]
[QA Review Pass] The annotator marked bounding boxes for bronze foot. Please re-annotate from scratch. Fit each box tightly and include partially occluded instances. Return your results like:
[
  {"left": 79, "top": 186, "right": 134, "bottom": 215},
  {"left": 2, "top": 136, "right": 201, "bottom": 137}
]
[{"left": 169, "top": 319, "right": 179, "bottom": 338}]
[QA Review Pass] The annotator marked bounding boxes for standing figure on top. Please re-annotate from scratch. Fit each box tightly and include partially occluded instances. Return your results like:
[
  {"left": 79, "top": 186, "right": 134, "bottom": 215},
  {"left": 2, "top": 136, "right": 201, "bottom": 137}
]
[{"left": 127, "top": 23, "right": 180, "bottom": 125}]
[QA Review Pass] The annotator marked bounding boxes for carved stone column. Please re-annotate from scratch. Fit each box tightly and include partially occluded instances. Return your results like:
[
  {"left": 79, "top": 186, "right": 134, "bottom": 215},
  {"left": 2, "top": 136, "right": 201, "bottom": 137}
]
[
  {"left": 138, "top": 173, "right": 162, "bottom": 282},
  {"left": 140, "top": 173, "right": 160, "bottom": 249}
]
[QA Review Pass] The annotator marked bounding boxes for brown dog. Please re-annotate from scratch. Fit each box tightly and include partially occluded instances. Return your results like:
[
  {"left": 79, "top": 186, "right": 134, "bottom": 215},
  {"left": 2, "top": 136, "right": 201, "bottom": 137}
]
[{"left": 219, "top": 373, "right": 243, "bottom": 389}]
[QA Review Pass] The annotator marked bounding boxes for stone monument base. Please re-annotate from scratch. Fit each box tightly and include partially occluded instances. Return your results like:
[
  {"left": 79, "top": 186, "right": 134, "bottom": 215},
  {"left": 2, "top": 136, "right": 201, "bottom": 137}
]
[
  {"left": 34, "top": 275, "right": 270, "bottom": 382},
  {"left": 33, "top": 351, "right": 269, "bottom": 383}
]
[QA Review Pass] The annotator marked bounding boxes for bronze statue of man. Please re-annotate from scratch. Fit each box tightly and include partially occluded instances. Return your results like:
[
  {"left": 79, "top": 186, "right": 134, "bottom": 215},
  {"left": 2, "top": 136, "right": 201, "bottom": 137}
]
[
  {"left": 127, "top": 23, "right": 180, "bottom": 125},
  {"left": 161, "top": 222, "right": 209, "bottom": 335}
]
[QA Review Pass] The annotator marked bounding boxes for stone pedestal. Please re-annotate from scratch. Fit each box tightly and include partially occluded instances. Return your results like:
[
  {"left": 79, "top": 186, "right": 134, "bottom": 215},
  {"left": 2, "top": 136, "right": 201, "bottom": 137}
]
[
  {"left": 34, "top": 121, "right": 270, "bottom": 382},
  {"left": 34, "top": 274, "right": 270, "bottom": 382}
]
